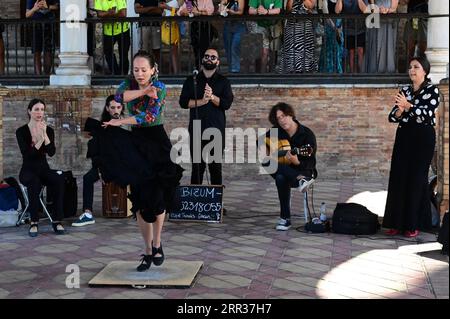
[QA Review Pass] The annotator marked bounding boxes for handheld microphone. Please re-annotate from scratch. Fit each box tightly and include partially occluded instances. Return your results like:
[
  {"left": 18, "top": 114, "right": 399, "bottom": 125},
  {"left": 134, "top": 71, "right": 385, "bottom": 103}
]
[{"left": 192, "top": 69, "right": 199, "bottom": 76}]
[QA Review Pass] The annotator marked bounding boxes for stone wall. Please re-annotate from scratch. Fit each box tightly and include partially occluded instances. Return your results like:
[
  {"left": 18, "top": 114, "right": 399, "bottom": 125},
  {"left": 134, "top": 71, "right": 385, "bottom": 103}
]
[
  {"left": 437, "top": 80, "right": 449, "bottom": 213},
  {"left": 0, "top": 0, "right": 20, "bottom": 19}
]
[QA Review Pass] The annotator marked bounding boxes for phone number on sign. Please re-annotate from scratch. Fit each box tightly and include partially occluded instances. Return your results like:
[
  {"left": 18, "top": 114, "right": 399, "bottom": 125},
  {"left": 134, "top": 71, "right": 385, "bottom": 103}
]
[{"left": 180, "top": 201, "right": 222, "bottom": 213}]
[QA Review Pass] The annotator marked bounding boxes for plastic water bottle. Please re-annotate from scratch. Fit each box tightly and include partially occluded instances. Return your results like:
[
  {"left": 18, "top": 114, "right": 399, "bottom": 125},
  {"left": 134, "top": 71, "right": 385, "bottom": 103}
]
[{"left": 319, "top": 202, "right": 327, "bottom": 222}]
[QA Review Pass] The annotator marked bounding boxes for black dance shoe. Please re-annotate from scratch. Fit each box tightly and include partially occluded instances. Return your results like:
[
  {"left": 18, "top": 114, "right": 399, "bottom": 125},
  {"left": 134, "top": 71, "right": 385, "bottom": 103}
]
[
  {"left": 28, "top": 223, "right": 38, "bottom": 237},
  {"left": 51, "top": 222, "right": 65, "bottom": 235},
  {"left": 136, "top": 254, "right": 152, "bottom": 272},
  {"left": 152, "top": 244, "right": 165, "bottom": 266}
]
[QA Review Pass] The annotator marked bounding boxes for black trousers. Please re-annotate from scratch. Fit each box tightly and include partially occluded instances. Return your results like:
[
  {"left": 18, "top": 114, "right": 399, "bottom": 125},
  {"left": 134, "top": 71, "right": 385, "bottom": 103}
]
[
  {"left": 271, "top": 165, "right": 313, "bottom": 220},
  {"left": 82, "top": 167, "right": 100, "bottom": 211},
  {"left": 103, "top": 31, "right": 130, "bottom": 75},
  {"left": 190, "top": 137, "right": 223, "bottom": 186},
  {"left": 19, "top": 168, "right": 65, "bottom": 222}
]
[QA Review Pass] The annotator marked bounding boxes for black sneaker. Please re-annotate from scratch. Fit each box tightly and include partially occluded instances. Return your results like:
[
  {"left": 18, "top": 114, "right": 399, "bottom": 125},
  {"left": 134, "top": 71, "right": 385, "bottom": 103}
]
[{"left": 276, "top": 218, "right": 291, "bottom": 231}]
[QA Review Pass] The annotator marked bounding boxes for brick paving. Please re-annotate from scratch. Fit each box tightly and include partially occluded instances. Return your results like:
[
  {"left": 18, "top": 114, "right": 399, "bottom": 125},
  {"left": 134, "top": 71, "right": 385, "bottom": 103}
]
[{"left": 0, "top": 176, "right": 448, "bottom": 299}]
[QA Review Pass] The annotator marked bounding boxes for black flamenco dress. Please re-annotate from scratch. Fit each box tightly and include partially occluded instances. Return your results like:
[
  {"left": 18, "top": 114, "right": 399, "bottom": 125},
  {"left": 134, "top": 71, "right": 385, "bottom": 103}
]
[
  {"left": 84, "top": 118, "right": 183, "bottom": 223},
  {"left": 382, "top": 83, "right": 440, "bottom": 232},
  {"left": 85, "top": 78, "right": 183, "bottom": 223}
]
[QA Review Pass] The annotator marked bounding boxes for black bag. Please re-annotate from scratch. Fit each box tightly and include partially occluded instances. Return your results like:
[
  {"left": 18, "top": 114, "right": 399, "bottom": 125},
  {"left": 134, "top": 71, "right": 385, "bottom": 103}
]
[
  {"left": 429, "top": 175, "right": 440, "bottom": 227},
  {"left": 47, "top": 171, "right": 78, "bottom": 218},
  {"left": 332, "top": 203, "right": 380, "bottom": 235},
  {"left": 437, "top": 211, "right": 449, "bottom": 255},
  {"left": 3, "top": 177, "right": 25, "bottom": 210}
]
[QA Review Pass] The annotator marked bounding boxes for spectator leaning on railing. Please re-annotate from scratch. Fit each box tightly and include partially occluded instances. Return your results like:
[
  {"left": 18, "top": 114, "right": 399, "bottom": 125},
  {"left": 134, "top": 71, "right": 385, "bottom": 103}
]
[
  {"left": 319, "top": 0, "right": 344, "bottom": 73},
  {"left": 95, "top": 0, "right": 131, "bottom": 75},
  {"left": 160, "top": 0, "right": 183, "bottom": 74},
  {"left": 220, "top": 0, "right": 246, "bottom": 73},
  {"left": 359, "top": 0, "right": 398, "bottom": 73},
  {"left": 86, "top": 0, "right": 97, "bottom": 68},
  {"left": 135, "top": 0, "right": 163, "bottom": 63},
  {"left": 25, "top": 0, "right": 59, "bottom": 75},
  {"left": 248, "top": 0, "right": 283, "bottom": 73},
  {"left": 279, "top": 0, "right": 316, "bottom": 74},
  {"left": 403, "top": 0, "right": 428, "bottom": 62},
  {"left": 335, "top": 0, "right": 365, "bottom": 73},
  {"left": 177, "top": 0, "right": 215, "bottom": 70}
]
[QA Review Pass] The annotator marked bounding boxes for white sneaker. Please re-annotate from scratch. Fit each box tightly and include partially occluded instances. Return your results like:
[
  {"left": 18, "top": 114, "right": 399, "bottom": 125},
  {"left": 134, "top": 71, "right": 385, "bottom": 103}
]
[{"left": 299, "top": 178, "right": 315, "bottom": 193}]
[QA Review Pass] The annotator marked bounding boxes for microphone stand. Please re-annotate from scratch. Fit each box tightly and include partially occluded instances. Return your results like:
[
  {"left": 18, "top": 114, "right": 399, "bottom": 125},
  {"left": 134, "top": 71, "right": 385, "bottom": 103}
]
[{"left": 192, "top": 70, "right": 201, "bottom": 185}]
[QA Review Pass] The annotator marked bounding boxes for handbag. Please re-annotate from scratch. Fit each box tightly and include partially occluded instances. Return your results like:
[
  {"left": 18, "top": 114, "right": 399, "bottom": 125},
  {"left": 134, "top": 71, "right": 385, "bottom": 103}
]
[
  {"left": 332, "top": 203, "right": 380, "bottom": 235},
  {"left": 161, "top": 20, "right": 180, "bottom": 45}
]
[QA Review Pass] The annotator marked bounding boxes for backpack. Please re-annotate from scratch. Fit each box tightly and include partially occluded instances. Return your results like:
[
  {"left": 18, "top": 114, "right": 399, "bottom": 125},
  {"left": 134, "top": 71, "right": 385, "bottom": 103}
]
[
  {"left": 3, "top": 176, "right": 25, "bottom": 210},
  {"left": 0, "top": 179, "right": 20, "bottom": 227},
  {"left": 0, "top": 181, "right": 19, "bottom": 211},
  {"left": 429, "top": 175, "right": 440, "bottom": 227}
]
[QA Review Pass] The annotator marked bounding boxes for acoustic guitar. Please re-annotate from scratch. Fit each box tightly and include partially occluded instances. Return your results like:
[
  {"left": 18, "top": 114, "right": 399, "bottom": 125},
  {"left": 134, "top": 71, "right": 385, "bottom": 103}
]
[{"left": 263, "top": 138, "right": 314, "bottom": 166}]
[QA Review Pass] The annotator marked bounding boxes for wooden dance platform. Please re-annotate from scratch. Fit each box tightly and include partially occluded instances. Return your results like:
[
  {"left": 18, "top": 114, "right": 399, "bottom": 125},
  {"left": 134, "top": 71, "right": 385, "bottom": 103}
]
[{"left": 88, "top": 260, "right": 203, "bottom": 288}]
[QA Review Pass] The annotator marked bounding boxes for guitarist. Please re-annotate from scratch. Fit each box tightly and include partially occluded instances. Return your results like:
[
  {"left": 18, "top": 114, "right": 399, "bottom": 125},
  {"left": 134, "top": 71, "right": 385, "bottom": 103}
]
[{"left": 266, "top": 102, "right": 317, "bottom": 231}]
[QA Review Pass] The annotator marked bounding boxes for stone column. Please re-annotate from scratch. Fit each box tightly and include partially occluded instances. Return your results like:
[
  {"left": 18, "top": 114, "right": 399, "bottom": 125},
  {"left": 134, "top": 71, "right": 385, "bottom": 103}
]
[
  {"left": 50, "top": 0, "right": 91, "bottom": 86},
  {"left": 426, "top": 0, "right": 449, "bottom": 84},
  {"left": 0, "top": 86, "right": 9, "bottom": 179}
]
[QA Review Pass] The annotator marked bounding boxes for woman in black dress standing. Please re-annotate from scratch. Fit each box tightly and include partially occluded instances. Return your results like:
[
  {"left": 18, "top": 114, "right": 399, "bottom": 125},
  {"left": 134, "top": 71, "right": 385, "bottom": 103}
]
[
  {"left": 383, "top": 55, "right": 440, "bottom": 238},
  {"left": 16, "top": 99, "right": 65, "bottom": 237}
]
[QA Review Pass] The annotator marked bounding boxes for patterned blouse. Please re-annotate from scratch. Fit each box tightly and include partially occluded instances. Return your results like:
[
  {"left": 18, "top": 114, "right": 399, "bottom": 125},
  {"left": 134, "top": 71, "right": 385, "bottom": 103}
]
[
  {"left": 115, "top": 78, "right": 167, "bottom": 127},
  {"left": 388, "top": 83, "right": 440, "bottom": 126}
]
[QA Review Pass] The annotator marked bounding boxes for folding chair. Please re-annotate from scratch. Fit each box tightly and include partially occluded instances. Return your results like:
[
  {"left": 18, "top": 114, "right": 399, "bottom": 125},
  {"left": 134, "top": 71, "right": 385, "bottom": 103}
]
[
  {"left": 16, "top": 184, "right": 53, "bottom": 226},
  {"left": 297, "top": 177, "right": 316, "bottom": 224}
]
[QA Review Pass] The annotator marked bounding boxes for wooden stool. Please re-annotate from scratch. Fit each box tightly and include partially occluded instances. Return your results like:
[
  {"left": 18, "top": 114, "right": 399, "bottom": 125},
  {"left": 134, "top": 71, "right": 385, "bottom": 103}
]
[{"left": 102, "top": 182, "right": 132, "bottom": 218}]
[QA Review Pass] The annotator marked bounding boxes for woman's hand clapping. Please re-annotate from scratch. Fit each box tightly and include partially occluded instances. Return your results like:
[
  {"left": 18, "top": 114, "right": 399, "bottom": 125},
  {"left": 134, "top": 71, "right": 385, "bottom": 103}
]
[{"left": 395, "top": 92, "right": 411, "bottom": 112}]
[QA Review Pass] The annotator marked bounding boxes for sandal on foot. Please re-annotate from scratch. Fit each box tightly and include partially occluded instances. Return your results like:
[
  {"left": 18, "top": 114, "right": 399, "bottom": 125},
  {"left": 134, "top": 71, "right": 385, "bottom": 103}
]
[
  {"left": 29, "top": 223, "right": 38, "bottom": 237},
  {"left": 152, "top": 244, "right": 164, "bottom": 266},
  {"left": 52, "top": 222, "right": 65, "bottom": 235},
  {"left": 136, "top": 254, "right": 152, "bottom": 272}
]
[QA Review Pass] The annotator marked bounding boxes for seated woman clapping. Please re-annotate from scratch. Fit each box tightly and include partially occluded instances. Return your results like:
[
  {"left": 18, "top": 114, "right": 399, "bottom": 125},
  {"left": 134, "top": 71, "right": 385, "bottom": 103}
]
[{"left": 16, "top": 98, "right": 66, "bottom": 237}]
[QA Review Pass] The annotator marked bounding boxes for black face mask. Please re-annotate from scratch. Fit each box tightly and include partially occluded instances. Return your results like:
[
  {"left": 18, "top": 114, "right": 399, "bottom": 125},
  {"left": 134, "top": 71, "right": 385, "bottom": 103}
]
[{"left": 202, "top": 60, "right": 217, "bottom": 70}]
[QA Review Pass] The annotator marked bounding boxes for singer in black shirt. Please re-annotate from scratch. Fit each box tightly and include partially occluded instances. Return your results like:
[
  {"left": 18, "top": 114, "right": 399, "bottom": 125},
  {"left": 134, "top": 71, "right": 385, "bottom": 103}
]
[
  {"left": 16, "top": 99, "right": 65, "bottom": 237},
  {"left": 179, "top": 48, "right": 234, "bottom": 185}
]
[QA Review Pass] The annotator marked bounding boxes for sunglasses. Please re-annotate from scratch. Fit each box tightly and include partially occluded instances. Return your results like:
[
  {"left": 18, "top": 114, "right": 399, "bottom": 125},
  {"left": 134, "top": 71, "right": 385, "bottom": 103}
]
[{"left": 203, "top": 54, "right": 218, "bottom": 61}]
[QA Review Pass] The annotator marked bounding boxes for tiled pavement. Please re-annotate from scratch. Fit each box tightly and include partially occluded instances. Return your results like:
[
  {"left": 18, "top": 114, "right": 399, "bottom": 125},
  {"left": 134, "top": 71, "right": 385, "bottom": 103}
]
[{"left": 0, "top": 177, "right": 448, "bottom": 299}]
